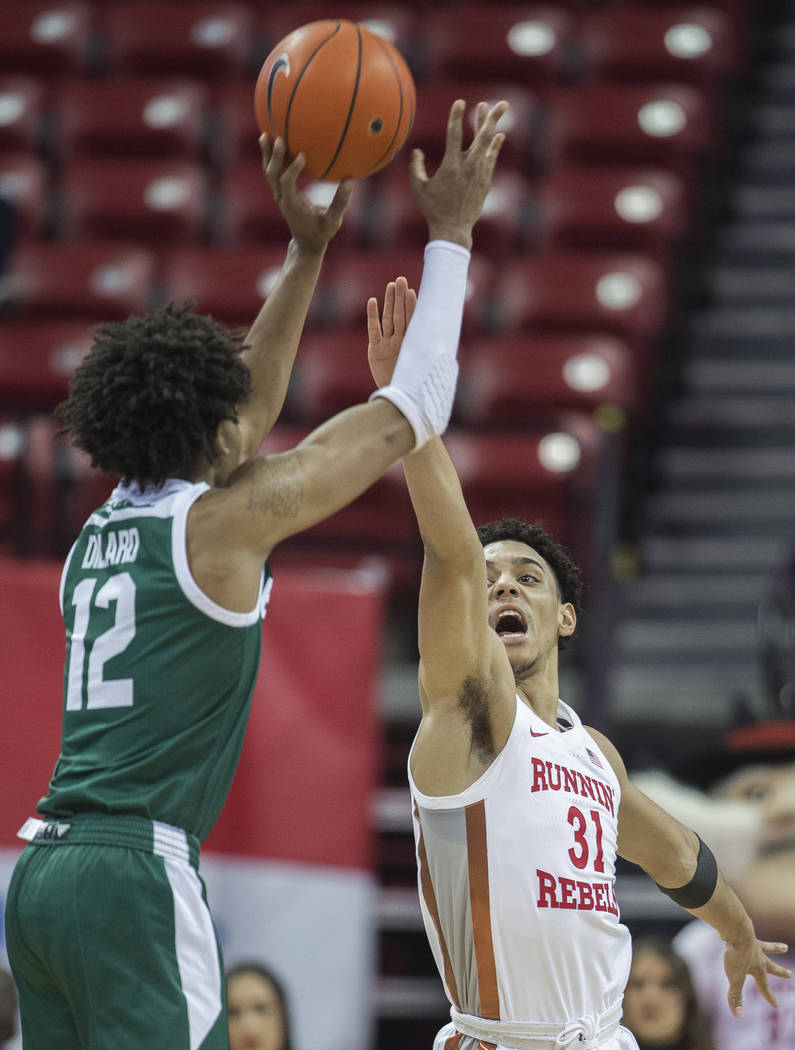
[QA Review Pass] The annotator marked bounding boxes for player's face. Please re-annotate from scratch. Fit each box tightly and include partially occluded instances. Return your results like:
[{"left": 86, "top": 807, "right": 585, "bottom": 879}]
[
  {"left": 717, "top": 761, "right": 795, "bottom": 940},
  {"left": 622, "top": 951, "right": 687, "bottom": 1046},
  {"left": 227, "top": 972, "right": 287, "bottom": 1050},
  {"left": 483, "top": 541, "right": 574, "bottom": 672}
]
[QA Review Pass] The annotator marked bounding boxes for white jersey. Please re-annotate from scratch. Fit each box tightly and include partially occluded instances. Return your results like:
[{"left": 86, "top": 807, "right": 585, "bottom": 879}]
[
  {"left": 409, "top": 696, "right": 632, "bottom": 1046},
  {"left": 674, "top": 920, "right": 795, "bottom": 1050}
]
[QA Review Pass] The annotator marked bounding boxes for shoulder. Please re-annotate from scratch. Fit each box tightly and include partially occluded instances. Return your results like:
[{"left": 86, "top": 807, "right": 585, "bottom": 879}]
[{"left": 583, "top": 725, "right": 629, "bottom": 786}]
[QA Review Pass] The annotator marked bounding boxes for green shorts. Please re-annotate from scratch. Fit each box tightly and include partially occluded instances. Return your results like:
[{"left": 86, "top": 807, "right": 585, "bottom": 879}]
[{"left": 4, "top": 814, "right": 228, "bottom": 1050}]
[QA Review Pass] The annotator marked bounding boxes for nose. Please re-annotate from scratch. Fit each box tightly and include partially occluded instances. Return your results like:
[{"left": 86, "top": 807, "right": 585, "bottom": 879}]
[{"left": 493, "top": 575, "right": 519, "bottom": 597}]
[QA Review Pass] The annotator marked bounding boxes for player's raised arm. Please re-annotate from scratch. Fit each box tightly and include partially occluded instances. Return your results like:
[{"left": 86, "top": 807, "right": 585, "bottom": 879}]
[
  {"left": 235, "top": 136, "right": 354, "bottom": 457},
  {"left": 588, "top": 726, "right": 792, "bottom": 1019},
  {"left": 188, "top": 101, "right": 507, "bottom": 614}
]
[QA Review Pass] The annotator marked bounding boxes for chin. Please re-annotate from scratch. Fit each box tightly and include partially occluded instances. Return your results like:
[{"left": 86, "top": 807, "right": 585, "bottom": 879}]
[{"left": 737, "top": 853, "right": 795, "bottom": 942}]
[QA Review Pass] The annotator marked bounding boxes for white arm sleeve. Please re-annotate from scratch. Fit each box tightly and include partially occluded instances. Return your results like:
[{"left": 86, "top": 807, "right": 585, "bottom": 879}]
[{"left": 369, "top": 239, "right": 470, "bottom": 450}]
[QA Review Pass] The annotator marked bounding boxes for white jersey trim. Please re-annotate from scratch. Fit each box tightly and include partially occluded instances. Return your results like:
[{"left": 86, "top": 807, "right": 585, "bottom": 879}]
[{"left": 170, "top": 483, "right": 268, "bottom": 627}]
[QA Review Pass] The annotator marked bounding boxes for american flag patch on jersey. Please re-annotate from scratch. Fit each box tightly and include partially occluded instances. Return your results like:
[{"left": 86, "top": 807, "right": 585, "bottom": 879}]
[{"left": 585, "top": 747, "right": 603, "bottom": 769}]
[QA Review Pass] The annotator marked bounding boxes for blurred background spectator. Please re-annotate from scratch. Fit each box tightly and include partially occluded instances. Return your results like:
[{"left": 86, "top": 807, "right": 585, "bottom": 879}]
[
  {"left": 226, "top": 961, "right": 294, "bottom": 1050},
  {"left": 622, "top": 937, "right": 715, "bottom": 1050}
]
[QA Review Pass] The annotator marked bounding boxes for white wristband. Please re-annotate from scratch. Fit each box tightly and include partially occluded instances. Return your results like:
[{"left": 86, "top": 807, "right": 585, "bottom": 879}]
[{"left": 370, "top": 240, "right": 471, "bottom": 449}]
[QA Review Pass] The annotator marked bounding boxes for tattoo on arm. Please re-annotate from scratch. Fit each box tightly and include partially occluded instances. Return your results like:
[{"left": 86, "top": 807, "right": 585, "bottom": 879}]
[{"left": 245, "top": 454, "right": 304, "bottom": 518}]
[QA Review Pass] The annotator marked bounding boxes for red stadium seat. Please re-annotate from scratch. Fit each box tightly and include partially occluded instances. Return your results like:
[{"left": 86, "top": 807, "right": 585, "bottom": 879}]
[
  {"left": 0, "top": 415, "right": 111, "bottom": 556},
  {"left": 211, "top": 80, "right": 262, "bottom": 169},
  {"left": 533, "top": 165, "right": 691, "bottom": 266},
  {"left": 492, "top": 250, "right": 670, "bottom": 358},
  {"left": 0, "top": 2, "right": 93, "bottom": 77},
  {"left": 444, "top": 419, "right": 602, "bottom": 564},
  {"left": 55, "top": 78, "right": 209, "bottom": 161},
  {"left": 215, "top": 161, "right": 369, "bottom": 247},
  {"left": 407, "top": 81, "right": 540, "bottom": 174},
  {"left": 0, "top": 78, "right": 46, "bottom": 155},
  {"left": 161, "top": 245, "right": 297, "bottom": 327},
  {"left": 4, "top": 241, "right": 157, "bottom": 321},
  {"left": 456, "top": 333, "right": 641, "bottom": 426},
  {"left": 59, "top": 158, "right": 208, "bottom": 244},
  {"left": 262, "top": 4, "right": 419, "bottom": 57},
  {"left": 256, "top": 423, "right": 422, "bottom": 592},
  {"left": 0, "top": 320, "right": 94, "bottom": 408},
  {"left": 283, "top": 331, "right": 377, "bottom": 424},
  {"left": 581, "top": 7, "right": 743, "bottom": 93},
  {"left": 102, "top": 2, "right": 254, "bottom": 78},
  {"left": 371, "top": 166, "right": 532, "bottom": 253},
  {"left": 319, "top": 249, "right": 495, "bottom": 334},
  {"left": 0, "top": 154, "right": 49, "bottom": 239},
  {"left": 543, "top": 83, "right": 719, "bottom": 184},
  {"left": 421, "top": 6, "right": 575, "bottom": 89}
]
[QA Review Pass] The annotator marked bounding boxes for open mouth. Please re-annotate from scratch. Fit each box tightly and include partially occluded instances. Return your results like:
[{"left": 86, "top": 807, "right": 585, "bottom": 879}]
[{"left": 494, "top": 608, "right": 528, "bottom": 641}]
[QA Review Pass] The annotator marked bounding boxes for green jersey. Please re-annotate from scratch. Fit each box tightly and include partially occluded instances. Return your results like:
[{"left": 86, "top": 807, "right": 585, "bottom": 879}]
[{"left": 39, "top": 478, "right": 271, "bottom": 842}]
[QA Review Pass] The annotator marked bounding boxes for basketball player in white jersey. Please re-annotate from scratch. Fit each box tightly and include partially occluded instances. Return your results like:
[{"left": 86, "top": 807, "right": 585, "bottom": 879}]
[{"left": 365, "top": 232, "right": 792, "bottom": 1049}]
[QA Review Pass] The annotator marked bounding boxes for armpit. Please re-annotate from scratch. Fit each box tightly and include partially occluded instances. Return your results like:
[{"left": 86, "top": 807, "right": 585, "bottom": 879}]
[
  {"left": 459, "top": 675, "right": 495, "bottom": 761},
  {"left": 245, "top": 454, "right": 304, "bottom": 519}
]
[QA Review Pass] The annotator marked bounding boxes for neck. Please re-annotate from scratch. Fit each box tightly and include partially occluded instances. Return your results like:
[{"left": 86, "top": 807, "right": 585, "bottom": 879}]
[{"left": 514, "top": 654, "right": 562, "bottom": 729}]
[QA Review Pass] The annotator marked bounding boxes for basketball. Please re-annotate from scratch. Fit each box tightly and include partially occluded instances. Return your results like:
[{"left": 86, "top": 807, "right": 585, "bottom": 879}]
[{"left": 254, "top": 20, "right": 416, "bottom": 182}]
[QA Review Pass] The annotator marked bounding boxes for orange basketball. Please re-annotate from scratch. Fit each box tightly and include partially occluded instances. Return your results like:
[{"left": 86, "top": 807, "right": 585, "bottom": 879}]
[{"left": 254, "top": 20, "right": 416, "bottom": 181}]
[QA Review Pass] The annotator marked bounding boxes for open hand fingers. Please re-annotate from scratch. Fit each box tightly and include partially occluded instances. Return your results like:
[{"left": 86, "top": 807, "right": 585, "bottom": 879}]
[
  {"left": 327, "top": 179, "right": 355, "bottom": 226},
  {"left": 381, "top": 281, "right": 396, "bottom": 339},
  {"left": 444, "top": 99, "right": 466, "bottom": 156},
  {"left": 366, "top": 296, "right": 383, "bottom": 346},
  {"left": 471, "top": 99, "right": 510, "bottom": 151}
]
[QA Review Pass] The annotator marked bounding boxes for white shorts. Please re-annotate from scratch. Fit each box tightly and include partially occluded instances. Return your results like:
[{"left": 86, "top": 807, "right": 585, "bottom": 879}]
[{"left": 432, "top": 1022, "right": 640, "bottom": 1050}]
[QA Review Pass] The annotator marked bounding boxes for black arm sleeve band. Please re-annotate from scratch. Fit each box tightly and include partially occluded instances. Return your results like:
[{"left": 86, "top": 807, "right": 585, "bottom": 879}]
[{"left": 655, "top": 836, "right": 718, "bottom": 910}]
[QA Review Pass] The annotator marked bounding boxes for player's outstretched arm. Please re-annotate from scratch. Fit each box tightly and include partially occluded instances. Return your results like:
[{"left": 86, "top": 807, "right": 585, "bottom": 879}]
[
  {"left": 588, "top": 726, "right": 792, "bottom": 1018},
  {"left": 368, "top": 278, "right": 511, "bottom": 734},
  {"left": 235, "top": 135, "right": 354, "bottom": 457}
]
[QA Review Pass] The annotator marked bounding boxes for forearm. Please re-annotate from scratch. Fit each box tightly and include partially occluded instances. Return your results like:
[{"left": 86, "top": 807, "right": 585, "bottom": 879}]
[
  {"left": 403, "top": 438, "right": 482, "bottom": 568},
  {"left": 688, "top": 871, "right": 755, "bottom": 944},
  {"left": 240, "top": 239, "right": 326, "bottom": 446}
]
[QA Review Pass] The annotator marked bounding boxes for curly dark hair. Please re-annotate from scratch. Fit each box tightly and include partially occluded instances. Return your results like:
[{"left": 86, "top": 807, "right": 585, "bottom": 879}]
[
  {"left": 476, "top": 517, "right": 584, "bottom": 648},
  {"left": 56, "top": 302, "right": 252, "bottom": 488}
]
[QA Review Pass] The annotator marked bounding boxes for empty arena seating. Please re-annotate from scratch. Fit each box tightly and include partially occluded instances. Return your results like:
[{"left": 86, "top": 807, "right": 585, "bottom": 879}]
[
  {"left": 3, "top": 240, "right": 157, "bottom": 322},
  {"left": 492, "top": 250, "right": 669, "bottom": 355},
  {"left": 421, "top": 6, "right": 576, "bottom": 88},
  {"left": 581, "top": 6, "right": 743, "bottom": 93},
  {"left": 0, "top": 77, "right": 46, "bottom": 155},
  {"left": 101, "top": 2, "right": 255, "bottom": 78},
  {"left": 58, "top": 158, "right": 208, "bottom": 243},
  {"left": 455, "top": 333, "right": 641, "bottom": 426},
  {"left": 0, "top": 154, "right": 49, "bottom": 240},
  {"left": 533, "top": 165, "right": 690, "bottom": 264},
  {"left": 55, "top": 78, "right": 210, "bottom": 161},
  {"left": 0, "top": 0, "right": 745, "bottom": 580},
  {"left": 160, "top": 244, "right": 297, "bottom": 326},
  {"left": 0, "top": 320, "right": 93, "bottom": 408},
  {"left": 0, "top": 2, "right": 93, "bottom": 78}
]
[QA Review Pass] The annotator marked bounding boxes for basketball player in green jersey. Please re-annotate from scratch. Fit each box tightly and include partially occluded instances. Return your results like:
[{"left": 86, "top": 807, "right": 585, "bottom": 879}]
[{"left": 4, "top": 99, "right": 509, "bottom": 1050}]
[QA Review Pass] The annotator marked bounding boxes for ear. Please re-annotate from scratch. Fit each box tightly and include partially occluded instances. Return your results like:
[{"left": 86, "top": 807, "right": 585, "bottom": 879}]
[
  {"left": 558, "top": 602, "right": 576, "bottom": 639},
  {"left": 214, "top": 419, "right": 238, "bottom": 458}
]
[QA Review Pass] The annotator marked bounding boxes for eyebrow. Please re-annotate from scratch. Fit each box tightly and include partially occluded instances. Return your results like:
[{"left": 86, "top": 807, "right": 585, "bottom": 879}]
[{"left": 485, "top": 556, "right": 546, "bottom": 574}]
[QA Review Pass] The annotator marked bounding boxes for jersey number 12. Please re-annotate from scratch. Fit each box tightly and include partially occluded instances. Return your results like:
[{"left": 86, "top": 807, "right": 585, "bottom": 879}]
[{"left": 65, "top": 573, "right": 136, "bottom": 710}]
